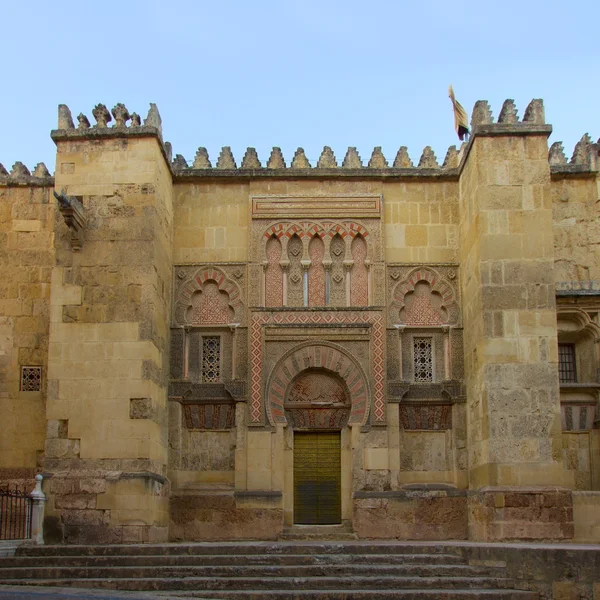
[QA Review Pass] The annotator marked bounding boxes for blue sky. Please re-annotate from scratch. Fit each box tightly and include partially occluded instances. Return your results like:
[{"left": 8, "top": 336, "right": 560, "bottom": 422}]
[{"left": 1, "top": 0, "right": 598, "bottom": 172}]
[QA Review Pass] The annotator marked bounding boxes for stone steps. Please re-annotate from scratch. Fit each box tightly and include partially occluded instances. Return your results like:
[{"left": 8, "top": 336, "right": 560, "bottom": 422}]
[
  {"left": 0, "top": 542, "right": 538, "bottom": 599},
  {"left": 0, "top": 576, "right": 522, "bottom": 591},
  {"left": 1, "top": 552, "right": 466, "bottom": 567},
  {"left": 163, "top": 592, "right": 536, "bottom": 600},
  {"left": 14, "top": 542, "right": 464, "bottom": 556},
  {"left": 0, "top": 563, "right": 506, "bottom": 579}
]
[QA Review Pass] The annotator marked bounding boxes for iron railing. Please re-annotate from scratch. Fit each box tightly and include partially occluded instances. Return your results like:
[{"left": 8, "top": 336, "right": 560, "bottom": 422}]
[{"left": 0, "top": 485, "right": 33, "bottom": 540}]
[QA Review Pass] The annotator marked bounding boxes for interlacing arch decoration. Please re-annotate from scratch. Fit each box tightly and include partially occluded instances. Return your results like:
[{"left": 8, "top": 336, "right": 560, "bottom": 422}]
[
  {"left": 174, "top": 267, "right": 244, "bottom": 326},
  {"left": 261, "top": 220, "right": 371, "bottom": 260},
  {"left": 265, "top": 342, "right": 371, "bottom": 427},
  {"left": 391, "top": 267, "right": 459, "bottom": 326}
]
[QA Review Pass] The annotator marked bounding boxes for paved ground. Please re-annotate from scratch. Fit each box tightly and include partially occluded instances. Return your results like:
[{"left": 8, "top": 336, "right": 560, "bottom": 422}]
[{"left": 0, "top": 587, "right": 193, "bottom": 600}]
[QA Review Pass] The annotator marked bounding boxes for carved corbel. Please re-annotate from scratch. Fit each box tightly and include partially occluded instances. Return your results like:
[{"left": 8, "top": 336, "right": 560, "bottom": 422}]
[{"left": 53, "top": 189, "right": 86, "bottom": 251}]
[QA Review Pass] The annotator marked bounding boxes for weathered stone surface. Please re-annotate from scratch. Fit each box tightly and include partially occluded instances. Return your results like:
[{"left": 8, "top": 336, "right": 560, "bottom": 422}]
[
  {"left": 77, "top": 113, "right": 90, "bottom": 129},
  {"left": 523, "top": 98, "right": 545, "bottom": 124},
  {"left": 10, "top": 161, "right": 30, "bottom": 177},
  {"left": 193, "top": 147, "right": 212, "bottom": 169},
  {"left": 32, "top": 163, "right": 51, "bottom": 178},
  {"left": 241, "top": 147, "right": 261, "bottom": 169},
  {"left": 111, "top": 103, "right": 130, "bottom": 128},
  {"left": 418, "top": 146, "right": 439, "bottom": 168},
  {"left": 172, "top": 154, "right": 188, "bottom": 169},
  {"left": 368, "top": 147, "right": 388, "bottom": 169},
  {"left": 471, "top": 100, "right": 494, "bottom": 128},
  {"left": 217, "top": 146, "right": 237, "bottom": 169},
  {"left": 548, "top": 141, "right": 567, "bottom": 165},
  {"left": 342, "top": 147, "right": 362, "bottom": 169},
  {"left": 317, "top": 146, "right": 337, "bottom": 168},
  {"left": 58, "top": 104, "right": 74, "bottom": 129},
  {"left": 144, "top": 102, "right": 162, "bottom": 132},
  {"left": 267, "top": 147, "right": 286, "bottom": 169},
  {"left": 570, "top": 133, "right": 593, "bottom": 165},
  {"left": 442, "top": 145, "right": 459, "bottom": 168},
  {"left": 497, "top": 99, "right": 519, "bottom": 124},
  {"left": 393, "top": 146, "right": 413, "bottom": 168},
  {"left": 92, "top": 103, "right": 112, "bottom": 128},
  {"left": 291, "top": 147, "right": 311, "bottom": 168}
]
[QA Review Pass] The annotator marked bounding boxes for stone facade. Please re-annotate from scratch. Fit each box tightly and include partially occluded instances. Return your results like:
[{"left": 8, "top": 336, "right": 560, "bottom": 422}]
[{"left": 1, "top": 99, "right": 599, "bottom": 543}]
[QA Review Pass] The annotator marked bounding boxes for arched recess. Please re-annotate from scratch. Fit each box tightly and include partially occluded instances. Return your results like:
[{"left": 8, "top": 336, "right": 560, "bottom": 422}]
[
  {"left": 350, "top": 234, "right": 368, "bottom": 306},
  {"left": 391, "top": 267, "right": 458, "bottom": 326},
  {"left": 265, "top": 235, "right": 283, "bottom": 307},
  {"left": 265, "top": 342, "right": 370, "bottom": 427},
  {"left": 174, "top": 267, "right": 244, "bottom": 326},
  {"left": 308, "top": 234, "right": 326, "bottom": 306}
]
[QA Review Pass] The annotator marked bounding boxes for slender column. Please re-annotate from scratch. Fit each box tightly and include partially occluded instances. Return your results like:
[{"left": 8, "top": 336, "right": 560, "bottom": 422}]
[
  {"left": 323, "top": 260, "right": 332, "bottom": 305},
  {"left": 301, "top": 260, "right": 311, "bottom": 306},
  {"left": 260, "top": 262, "right": 267, "bottom": 307},
  {"left": 343, "top": 260, "right": 353, "bottom": 306},
  {"left": 280, "top": 260, "right": 290, "bottom": 306},
  {"left": 183, "top": 327, "right": 190, "bottom": 379},
  {"left": 394, "top": 324, "right": 406, "bottom": 379},
  {"left": 230, "top": 323, "right": 239, "bottom": 379},
  {"left": 442, "top": 325, "right": 451, "bottom": 380},
  {"left": 365, "top": 259, "right": 372, "bottom": 306}
]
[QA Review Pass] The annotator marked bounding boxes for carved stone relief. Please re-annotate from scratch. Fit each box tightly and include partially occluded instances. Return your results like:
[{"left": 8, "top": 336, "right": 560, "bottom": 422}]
[
  {"left": 390, "top": 267, "right": 459, "bottom": 327},
  {"left": 265, "top": 341, "right": 370, "bottom": 427},
  {"left": 173, "top": 265, "right": 246, "bottom": 327}
]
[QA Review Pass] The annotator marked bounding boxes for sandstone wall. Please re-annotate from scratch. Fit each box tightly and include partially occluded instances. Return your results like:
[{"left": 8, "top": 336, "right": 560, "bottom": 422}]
[
  {"left": 44, "top": 124, "right": 173, "bottom": 543},
  {"left": 0, "top": 178, "right": 54, "bottom": 486},
  {"left": 551, "top": 171, "right": 600, "bottom": 283}
]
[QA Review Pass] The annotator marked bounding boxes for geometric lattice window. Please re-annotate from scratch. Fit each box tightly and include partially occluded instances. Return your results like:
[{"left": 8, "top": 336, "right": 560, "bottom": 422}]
[
  {"left": 20, "top": 366, "right": 42, "bottom": 391},
  {"left": 558, "top": 344, "right": 577, "bottom": 383},
  {"left": 201, "top": 336, "right": 221, "bottom": 383},
  {"left": 413, "top": 338, "right": 433, "bottom": 383}
]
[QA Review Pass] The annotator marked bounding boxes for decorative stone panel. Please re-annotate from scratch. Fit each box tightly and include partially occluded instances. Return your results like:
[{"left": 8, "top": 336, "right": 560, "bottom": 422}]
[
  {"left": 399, "top": 404, "right": 452, "bottom": 430},
  {"left": 183, "top": 404, "right": 235, "bottom": 430},
  {"left": 391, "top": 266, "right": 459, "bottom": 326},
  {"left": 266, "top": 342, "right": 369, "bottom": 426},
  {"left": 173, "top": 265, "right": 245, "bottom": 326},
  {"left": 250, "top": 312, "right": 385, "bottom": 425},
  {"left": 388, "top": 265, "right": 460, "bottom": 328}
]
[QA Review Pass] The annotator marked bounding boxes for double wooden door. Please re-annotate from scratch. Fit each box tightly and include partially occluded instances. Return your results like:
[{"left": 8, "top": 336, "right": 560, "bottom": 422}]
[{"left": 293, "top": 431, "right": 341, "bottom": 524}]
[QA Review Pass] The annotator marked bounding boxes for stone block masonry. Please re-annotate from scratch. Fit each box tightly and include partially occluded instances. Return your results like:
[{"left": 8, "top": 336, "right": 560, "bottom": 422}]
[{"left": 0, "top": 98, "right": 599, "bottom": 544}]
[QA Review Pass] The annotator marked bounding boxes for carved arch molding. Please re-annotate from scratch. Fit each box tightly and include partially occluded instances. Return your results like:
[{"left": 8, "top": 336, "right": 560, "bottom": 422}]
[
  {"left": 390, "top": 267, "right": 459, "bottom": 326},
  {"left": 173, "top": 266, "right": 245, "bottom": 326},
  {"left": 265, "top": 342, "right": 370, "bottom": 427}
]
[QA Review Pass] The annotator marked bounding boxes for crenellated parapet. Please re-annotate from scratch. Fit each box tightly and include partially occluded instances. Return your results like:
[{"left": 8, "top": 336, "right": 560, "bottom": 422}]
[
  {"left": 0, "top": 161, "right": 53, "bottom": 186},
  {"left": 171, "top": 143, "right": 463, "bottom": 178},
  {"left": 470, "top": 97, "right": 548, "bottom": 132},
  {"left": 51, "top": 102, "right": 173, "bottom": 170},
  {"left": 549, "top": 133, "right": 599, "bottom": 178}
]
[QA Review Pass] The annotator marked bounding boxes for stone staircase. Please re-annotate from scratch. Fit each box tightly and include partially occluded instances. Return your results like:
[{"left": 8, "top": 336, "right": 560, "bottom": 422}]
[{"left": 0, "top": 542, "right": 538, "bottom": 599}]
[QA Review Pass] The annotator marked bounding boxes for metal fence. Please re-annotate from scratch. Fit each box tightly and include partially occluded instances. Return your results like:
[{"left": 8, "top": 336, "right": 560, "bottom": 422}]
[{"left": 0, "top": 486, "right": 33, "bottom": 540}]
